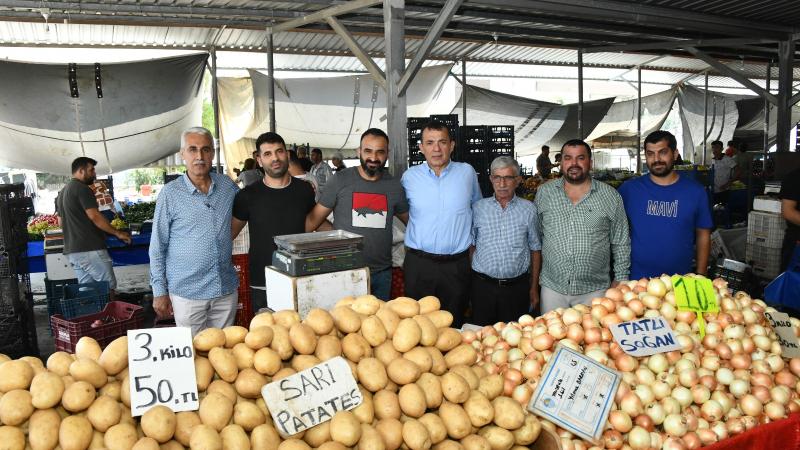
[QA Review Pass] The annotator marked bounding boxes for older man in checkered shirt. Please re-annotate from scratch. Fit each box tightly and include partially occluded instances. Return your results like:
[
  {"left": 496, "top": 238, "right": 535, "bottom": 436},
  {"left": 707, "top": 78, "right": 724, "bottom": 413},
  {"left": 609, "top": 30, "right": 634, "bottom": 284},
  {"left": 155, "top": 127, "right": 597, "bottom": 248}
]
[
  {"left": 534, "top": 139, "right": 630, "bottom": 314},
  {"left": 470, "top": 156, "right": 542, "bottom": 325}
]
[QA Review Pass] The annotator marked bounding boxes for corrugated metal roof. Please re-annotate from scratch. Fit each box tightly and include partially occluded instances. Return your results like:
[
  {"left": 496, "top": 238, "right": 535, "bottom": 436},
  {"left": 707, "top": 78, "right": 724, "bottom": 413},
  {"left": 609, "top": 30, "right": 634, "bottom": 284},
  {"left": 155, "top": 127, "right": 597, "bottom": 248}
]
[{"left": 629, "top": 0, "right": 800, "bottom": 26}]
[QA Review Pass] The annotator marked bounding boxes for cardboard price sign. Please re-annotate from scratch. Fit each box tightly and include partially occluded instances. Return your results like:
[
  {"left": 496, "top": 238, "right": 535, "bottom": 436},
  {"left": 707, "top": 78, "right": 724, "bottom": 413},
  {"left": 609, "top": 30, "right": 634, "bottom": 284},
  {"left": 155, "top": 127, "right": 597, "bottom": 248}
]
[
  {"left": 765, "top": 311, "right": 800, "bottom": 359},
  {"left": 671, "top": 275, "right": 719, "bottom": 337},
  {"left": 261, "top": 356, "right": 362, "bottom": 437},
  {"left": 528, "top": 345, "right": 621, "bottom": 444},
  {"left": 609, "top": 317, "right": 682, "bottom": 357},
  {"left": 127, "top": 327, "right": 199, "bottom": 416}
]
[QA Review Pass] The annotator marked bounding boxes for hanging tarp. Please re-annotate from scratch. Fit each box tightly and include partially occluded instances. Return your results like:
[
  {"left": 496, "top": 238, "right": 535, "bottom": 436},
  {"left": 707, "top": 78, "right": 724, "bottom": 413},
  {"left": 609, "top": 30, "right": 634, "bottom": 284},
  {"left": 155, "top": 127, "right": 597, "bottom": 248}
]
[
  {"left": 451, "top": 85, "right": 615, "bottom": 156},
  {"left": 586, "top": 88, "right": 677, "bottom": 141},
  {"left": 677, "top": 85, "right": 740, "bottom": 163},
  {"left": 734, "top": 97, "right": 800, "bottom": 150},
  {"left": 217, "top": 64, "right": 452, "bottom": 171},
  {"left": 0, "top": 54, "right": 207, "bottom": 175}
]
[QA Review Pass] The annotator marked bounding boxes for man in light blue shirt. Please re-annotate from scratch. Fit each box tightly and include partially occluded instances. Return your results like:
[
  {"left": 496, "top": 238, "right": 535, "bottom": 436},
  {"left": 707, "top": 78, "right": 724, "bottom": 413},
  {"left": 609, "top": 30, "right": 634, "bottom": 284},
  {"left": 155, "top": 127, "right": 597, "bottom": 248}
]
[
  {"left": 401, "top": 120, "right": 482, "bottom": 327},
  {"left": 149, "top": 127, "right": 240, "bottom": 335}
]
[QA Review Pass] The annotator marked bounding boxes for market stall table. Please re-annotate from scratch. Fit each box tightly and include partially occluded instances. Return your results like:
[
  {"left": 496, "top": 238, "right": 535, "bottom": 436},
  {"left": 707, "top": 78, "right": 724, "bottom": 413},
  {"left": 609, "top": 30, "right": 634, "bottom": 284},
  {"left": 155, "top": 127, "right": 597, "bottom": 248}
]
[{"left": 25, "top": 232, "right": 151, "bottom": 273}]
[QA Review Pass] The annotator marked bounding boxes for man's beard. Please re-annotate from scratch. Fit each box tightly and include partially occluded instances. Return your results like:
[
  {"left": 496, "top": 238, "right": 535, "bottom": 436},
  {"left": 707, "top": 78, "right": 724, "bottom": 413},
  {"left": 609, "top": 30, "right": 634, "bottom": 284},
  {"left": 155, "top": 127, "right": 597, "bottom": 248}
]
[
  {"left": 360, "top": 157, "right": 385, "bottom": 176},
  {"left": 264, "top": 161, "right": 288, "bottom": 178},
  {"left": 649, "top": 162, "right": 673, "bottom": 177},
  {"left": 563, "top": 166, "right": 588, "bottom": 184}
]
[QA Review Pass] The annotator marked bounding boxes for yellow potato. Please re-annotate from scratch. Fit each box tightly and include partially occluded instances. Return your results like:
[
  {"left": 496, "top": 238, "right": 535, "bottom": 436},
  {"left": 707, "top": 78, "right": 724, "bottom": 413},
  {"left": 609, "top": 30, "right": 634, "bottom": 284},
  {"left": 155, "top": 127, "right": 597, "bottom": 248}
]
[
  {"left": 288, "top": 323, "right": 317, "bottom": 355},
  {"left": 460, "top": 435, "right": 491, "bottom": 450},
  {"left": 120, "top": 376, "right": 131, "bottom": 407},
  {"left": 87, "top": 394, "right": 122, "bottom": 432},
  {"left": 290, "top": 355, "right": 320, "bottom": 372},
  {"left": 30, "top": 371, "right": 65, "bottom": 409},
  {"left": 272, "top": 310, "right": 300, "bottom": 329},
  {"left": 70, "top": 357, "right": 108, "bottom": 389},
  {"left": 387, "top": 298, "right": 419, "bottom": 319},
  {"left": 195, "top": 357, "right": 214, "bottom": 391},
  {"left": 194, "top": 328, "right": 227, "bottom": 352},
  {"left": 253, "top": 348, "right": 282, "bottom": 376},
  {"left": 438, "top": 401, "right": 471, "bottom": 440},
  {"left": 206, "top": 380, "right": 236, "bottom": 401},
  {"left": 233, "top": 400, "right": 266, "bottom": 431},
  {"left": 341, "top": 333, "right": 372, "bottom": 363},
  {"left": 352, "top": 295, "right": 381, "bottom": 315},
  {"left": 352, "top": 387, "right": 374, "bottom": 424},
  {"left": 0, "top": 425, "right": 25, "bottom": 450},
  {"left": 433, "top": 440, "right": 464, "bottom": 450},
  {"left": 449, "top": 366, "right": 479, "bottom": 391},
  {"left": 133, "top": 437, "right": 161, "bottom": 450},
  {"left": 209, "top": 347, "right": 239, "bottom": 383},
  {"left": 376, "top": 418, "right": 403, "bottom": 450},
  {"left": 413, "top": 315, "right": 438, "bottom": 347},
  {"left": 416, "top": 373, "right": 443, "bottom": 409},
  {"left": 46, "top": 352, "right": 75, "bottom": 377},
  {"left": 463, "top": 391, "right": 493, "bottom": 427},
  {"left": 329, "top": 411, "right": 361, "bottom": 447},
  {"left": 478, "top": 426, "right": 513, "bottom": 450},
  {"left": 60, "top": 415, "right": 93, "bottom": 450},
  {"left": 392, "top": 319, "right": 421, "bottom": 353},
  {"left": 314, "top": 335, "right": 342, "bottom": 362},
  {"left": 511, "top": 415, "right": 541, "bottom": 446},
  {"left": 402, "top": 419, "right": 431, "bottom": 450},
  {"left": 234, "top": 368, "right": 267, "bottom": 399},
  {"left": 220, "top": 424, "right": 250, "bottom": 450},
  {"left": 419, "top": 413, "right": 448, "bottom": 445},
  {"left": 189, "top": 424, "right": 222, "bottom": 450},
  {"left": 398, "top": 383, "right": 427, "bottom": 418},
  {"left": 199, "top": 392, "right": 234, "bottom": 431},
  {"left": 386, "top": 358, "right": 421, "bottom": 385},
  {"left": 358, "top": 423, "right": 386, "bottom": 450},
  {"left": 403, "top": 347, "right": 433, "bottom": 373},
  {"left": 357, "top": 358, "right": 388, "bottom": 392},
  {"left": 374, "top": 389, "right": 401, "bottom": 420},
  {"left": 360, "top": 316, "right": 388, "bottom": 347},
  {"left": 316, "top": 442, "right": 346, "bottom": 450},
  {"left": 426, "top": 311, "right": 454, "bottom": 329},
  {"left": 0, "top": 389, "right": 32, "bottom": 425},
  {"left": 99, "top": 336, "right": 129, "bottom": 375},
  {"left": 244, "top": 327, "right": 274, "bottom": 351},
  {"left": 303, "top": 309, "right": 334, "bottom": 336},
  {"left": 331, "top": 306, "right": 362, "bottom": 334},
  {"left": 0, "top": 360, "right": 33, "bottom": 391},
  {"left": 75, "top": 337, "right": 102, "bottom": 361},
  {"left": 302, "top": 422, "right": 330, "bottom": 448},
  {"left": 491, "top": 397, "right": 524, "bottom": 430},
  {"left": 471, "top": 365, "right": 488, "bottom": 381},
  {"left": 62, "top": 380, "right": 96, "bottom": 412},
  {"left": 29, "top": 409, "right": 61, "bottom": 450},
  {"left": 100, "top": 380, "right": 122, "bottom": 401},
  {"left": 232, "top": 343, "right": 256, "bottom": 370},
  {"left": 444, "top": 345, "right": 478, "bottom": 369},
  {"left": 418, "top": 296, "right": 441, "bottom": 314},
  {"left": 161, "top": 440, "right": 185, "bottom": 450},
  {"left": 272, "top": 367, "right": 296, "bottom": 381},
  {"left": 269, "top": 325, "right": 293, "bottom": 360},
  {"left": 435, "top": 329, "right": 462, "bottom": 352},
  {"left": 224, "top": 326, "right": 249, "bottom": 348},
  {"left": 175, "top": 412, "right": 202, "bottom": 447},
  {"left": 141, "top": 405, "right": 177, "bottom": 443},
  {"left": 477, "top": 375, "right": 503, "bottom": 401},
  {"left": 250, "top": 424, "right": 280, "bottom": 450},
  {"left": 374, "top": 341, "right": 401, "bottom": 367},
  {"left": 277, "top": 440, "right": 309, "bottom": 450},
  {"left": 427, "top": 347, "right": 448, "bottom": 376},
  {"left": 249, "top": 312, "right": 274, "bottom": 330}
]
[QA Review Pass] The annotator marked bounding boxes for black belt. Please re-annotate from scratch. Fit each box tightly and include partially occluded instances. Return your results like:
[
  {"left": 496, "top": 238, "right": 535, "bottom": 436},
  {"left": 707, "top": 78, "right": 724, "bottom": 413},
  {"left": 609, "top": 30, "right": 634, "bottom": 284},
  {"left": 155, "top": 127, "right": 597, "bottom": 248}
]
[
  {"left": 474, "top": 271, "right": 530, "bottom": 287},
  {"left": 406, "top": 247, "right": 468, "bottom": 262}
]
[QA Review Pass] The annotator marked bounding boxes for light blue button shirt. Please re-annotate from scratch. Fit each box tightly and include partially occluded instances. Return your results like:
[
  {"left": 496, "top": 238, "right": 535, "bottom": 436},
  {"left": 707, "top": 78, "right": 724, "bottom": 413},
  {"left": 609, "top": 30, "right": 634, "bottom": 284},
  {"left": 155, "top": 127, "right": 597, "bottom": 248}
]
[
  {"left": 149, "top": 173, "right": 239, "bottom": 300},
  {"left": 401, "top": 161, "right": 482, "bottom": 254},
  {"left": 472, "top": 195, "right": 541, "bottom": 279}
]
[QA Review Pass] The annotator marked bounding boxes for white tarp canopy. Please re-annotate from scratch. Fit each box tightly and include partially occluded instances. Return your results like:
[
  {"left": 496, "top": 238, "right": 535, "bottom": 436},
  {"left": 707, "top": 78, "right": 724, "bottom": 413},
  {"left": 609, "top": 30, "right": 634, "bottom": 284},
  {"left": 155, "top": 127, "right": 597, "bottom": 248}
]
[
  {"left": 0, "top": 54, "right": 206, "bottom": 175},
  {"left": 586, "top": 88, "right": 677, "bottom": 141}
]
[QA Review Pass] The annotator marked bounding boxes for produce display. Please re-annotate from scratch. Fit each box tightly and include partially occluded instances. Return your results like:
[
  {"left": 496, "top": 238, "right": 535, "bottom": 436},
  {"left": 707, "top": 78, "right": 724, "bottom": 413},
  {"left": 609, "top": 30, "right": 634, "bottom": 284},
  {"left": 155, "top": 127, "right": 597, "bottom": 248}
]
[
  {"left": 463, "top": 275, "right": 800, "bottom": 450},
  {"left": 0, "top": 295, "right": 543, "bottom": 450},
  {"left": 27, "top": 214, "right": 60, "bottom": 240}
]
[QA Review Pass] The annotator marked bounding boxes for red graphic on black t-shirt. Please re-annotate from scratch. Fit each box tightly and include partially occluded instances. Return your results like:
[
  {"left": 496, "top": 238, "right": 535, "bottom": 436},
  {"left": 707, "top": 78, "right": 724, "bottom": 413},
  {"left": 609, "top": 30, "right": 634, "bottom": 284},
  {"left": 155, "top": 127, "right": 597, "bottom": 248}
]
[{"left": 352, "top": 192, "right": 388, "bottom": 228}]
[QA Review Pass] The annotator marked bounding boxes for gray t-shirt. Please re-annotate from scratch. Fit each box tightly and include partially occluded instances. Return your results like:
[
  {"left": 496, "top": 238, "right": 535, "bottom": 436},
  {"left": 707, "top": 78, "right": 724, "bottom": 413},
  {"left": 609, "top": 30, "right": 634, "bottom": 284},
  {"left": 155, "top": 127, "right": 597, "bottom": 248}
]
[
  {"left": 56, "top": 179, "right": 106, "bottom": 254},
  {"left": 319, "top": 167, "right": 409, "bottom": 271}
]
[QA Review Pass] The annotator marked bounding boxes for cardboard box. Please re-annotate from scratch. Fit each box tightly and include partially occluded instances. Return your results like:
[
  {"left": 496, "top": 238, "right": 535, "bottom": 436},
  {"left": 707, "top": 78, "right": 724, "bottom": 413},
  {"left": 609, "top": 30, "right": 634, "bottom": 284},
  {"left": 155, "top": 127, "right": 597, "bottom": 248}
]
[
  {"left": 753, "top": 196, "right": 782, "bottom": 214},
  {"left": 264, "top": 266, "right": 370, "bottom": 318}
]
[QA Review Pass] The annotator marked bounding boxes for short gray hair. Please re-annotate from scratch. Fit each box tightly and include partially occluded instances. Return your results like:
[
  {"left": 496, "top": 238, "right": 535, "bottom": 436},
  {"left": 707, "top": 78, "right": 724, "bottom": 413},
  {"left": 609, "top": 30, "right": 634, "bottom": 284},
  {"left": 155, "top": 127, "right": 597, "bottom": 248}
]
[
  {"left": 490, "top": 156, "right": 520, "bottom": 176},
  {"left": 332, "top": 152, "right": 344, "bottom": 161},
  {"left": 181, "top": 127, "right": 214, "bottom": 148}
]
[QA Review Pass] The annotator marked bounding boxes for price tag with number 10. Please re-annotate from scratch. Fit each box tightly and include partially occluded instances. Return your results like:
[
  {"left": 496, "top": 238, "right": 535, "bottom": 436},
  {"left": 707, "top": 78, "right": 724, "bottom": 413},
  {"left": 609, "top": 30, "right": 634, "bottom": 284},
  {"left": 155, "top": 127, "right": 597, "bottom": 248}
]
[{"left": 127, "top": 327, "right": 199, "bottom": 416}]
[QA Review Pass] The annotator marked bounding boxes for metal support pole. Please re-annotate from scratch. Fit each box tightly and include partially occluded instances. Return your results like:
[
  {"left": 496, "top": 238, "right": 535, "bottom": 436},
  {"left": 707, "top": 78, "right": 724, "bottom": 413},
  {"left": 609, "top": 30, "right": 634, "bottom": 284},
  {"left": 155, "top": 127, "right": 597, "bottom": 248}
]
[
  {"left": 636, "top": 66, "right": 642, "bottom": 174},
  {"left": 267, "top": 32, "right": 276, "bottom": 133},
  {"left": 777, "top": 40, "right": 794, "bottom": 152},
  {"left": 461, "top": 58, "right": 467, "bottom": 126},
  {"left": 577, "top": 48, "right": 584, "bottom": 139},
  {"left": 210, "top": 47, "right": 222, "bottom": 173},
  {"left": 764, "top": 60, "right": 772, "bottom": 156},
  {"left": 385, "top": 0, "right": 408, "bottom": 176},
  {"left": 703, "top": 72, "right": 709, "bottom": 165}
]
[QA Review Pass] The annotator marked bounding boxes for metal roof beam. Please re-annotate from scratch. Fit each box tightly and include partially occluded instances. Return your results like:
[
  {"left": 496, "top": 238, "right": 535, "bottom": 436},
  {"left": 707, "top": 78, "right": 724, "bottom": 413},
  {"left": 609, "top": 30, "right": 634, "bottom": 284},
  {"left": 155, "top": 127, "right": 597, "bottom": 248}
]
[
  {"left": 269, "top": 0, "right": 381, "bottom": 34},
  {"left": 325, "top": 16, "right": 385, "bottom": 89},
  {"left": 0, "top": 1, "right": 306, "bottom": 19},
  {"left": 685, "top": 46, "right": 778, "bottom": 104},
  {"left": 586, "top": 38, "right": 780, "bottom": 54}
]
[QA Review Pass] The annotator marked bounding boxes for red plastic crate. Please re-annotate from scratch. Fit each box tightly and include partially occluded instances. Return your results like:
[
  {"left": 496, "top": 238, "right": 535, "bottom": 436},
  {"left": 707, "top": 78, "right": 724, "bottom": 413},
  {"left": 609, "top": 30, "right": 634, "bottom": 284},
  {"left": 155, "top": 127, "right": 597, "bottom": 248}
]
[
  {"left": 233, "top": 254, "right": 253, "bottom": 327},
  {"left": 391, "top": 267, "right": 405, "bottom": 299},
  {"left": 50, "top": 301, "right": 144, "bottom": 352}
]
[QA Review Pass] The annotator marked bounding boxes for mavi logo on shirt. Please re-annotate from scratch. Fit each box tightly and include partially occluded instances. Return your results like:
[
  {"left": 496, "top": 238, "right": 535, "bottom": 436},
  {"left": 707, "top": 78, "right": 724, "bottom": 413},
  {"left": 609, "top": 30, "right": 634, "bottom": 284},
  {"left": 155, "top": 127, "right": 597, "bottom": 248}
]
[{"left": 646, "top": 200, "right": 679, "bottom": 218}]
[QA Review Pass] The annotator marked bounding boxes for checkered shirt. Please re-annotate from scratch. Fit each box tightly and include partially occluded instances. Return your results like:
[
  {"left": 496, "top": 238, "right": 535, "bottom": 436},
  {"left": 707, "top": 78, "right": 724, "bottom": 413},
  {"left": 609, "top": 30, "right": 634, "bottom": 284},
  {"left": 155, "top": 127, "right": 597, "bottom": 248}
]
[{"left": 471, "top": 195, "right": 541, "bottom": 279}]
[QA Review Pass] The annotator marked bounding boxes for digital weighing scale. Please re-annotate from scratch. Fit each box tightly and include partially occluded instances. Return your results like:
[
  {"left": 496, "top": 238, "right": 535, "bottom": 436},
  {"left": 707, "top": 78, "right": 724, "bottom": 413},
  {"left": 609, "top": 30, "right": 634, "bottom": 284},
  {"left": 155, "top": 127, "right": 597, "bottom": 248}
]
[{"left": 271, "top": 230, "right": 365, "bottom": 277}]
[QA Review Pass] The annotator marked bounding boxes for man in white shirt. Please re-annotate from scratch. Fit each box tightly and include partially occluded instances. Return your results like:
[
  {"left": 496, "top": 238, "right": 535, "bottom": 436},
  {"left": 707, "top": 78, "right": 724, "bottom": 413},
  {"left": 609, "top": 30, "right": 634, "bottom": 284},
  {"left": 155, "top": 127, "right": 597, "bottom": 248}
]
[{"left": 711, "top": 140, "right": 736, "bottom": 206}]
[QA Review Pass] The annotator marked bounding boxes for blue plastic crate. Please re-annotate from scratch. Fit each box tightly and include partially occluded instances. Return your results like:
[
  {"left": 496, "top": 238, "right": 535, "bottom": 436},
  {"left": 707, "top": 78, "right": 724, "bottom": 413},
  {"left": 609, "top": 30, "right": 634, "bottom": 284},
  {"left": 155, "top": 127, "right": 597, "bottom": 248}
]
[
  {"left": 60, "top": 281, "right": 109, "bottom": 319},
  {"left": 45, "top": 278, "right": 77, "bottom": 318}
]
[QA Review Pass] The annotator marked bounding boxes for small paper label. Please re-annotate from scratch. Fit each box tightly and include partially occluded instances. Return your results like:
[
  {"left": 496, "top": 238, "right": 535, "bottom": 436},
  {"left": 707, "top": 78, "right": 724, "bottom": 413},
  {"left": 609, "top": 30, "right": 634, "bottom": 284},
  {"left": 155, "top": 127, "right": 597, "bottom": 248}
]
[{"left": 765, "top": 311, "right": 800, "bottom": 359}]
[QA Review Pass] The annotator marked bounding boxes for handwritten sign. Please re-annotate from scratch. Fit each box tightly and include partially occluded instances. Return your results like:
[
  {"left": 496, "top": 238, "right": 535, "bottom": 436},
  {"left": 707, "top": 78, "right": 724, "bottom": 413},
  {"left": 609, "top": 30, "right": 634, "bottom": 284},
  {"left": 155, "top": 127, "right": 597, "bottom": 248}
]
[
  {"left": 765, "top": 311, "right": 800, "bottom": 359},
  {"left": 609, "top": 317, "right": 682, "bottom": 357},
  {"left": 261, "top": 356, "right": 362, "bottom": 437},
  {"left": 671, "top": 275, "right": 719, "bottom": 337},
  {"left": 528, "top": 345, "right": 621, "bottom": 444},
  {"left": 127, "top": 327, "right": 199, "bottom": 416}
]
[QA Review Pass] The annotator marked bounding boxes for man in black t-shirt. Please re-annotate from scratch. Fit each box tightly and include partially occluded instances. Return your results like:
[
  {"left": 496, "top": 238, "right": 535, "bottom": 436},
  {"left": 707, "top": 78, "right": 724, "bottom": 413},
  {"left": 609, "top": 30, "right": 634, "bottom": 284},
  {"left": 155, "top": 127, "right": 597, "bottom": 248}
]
[
  {"left": 232, "top": 132, "right": 316, "bottom": 311},
  {"left": 780, "top": 168, "right": 800, "bottom": 271}
]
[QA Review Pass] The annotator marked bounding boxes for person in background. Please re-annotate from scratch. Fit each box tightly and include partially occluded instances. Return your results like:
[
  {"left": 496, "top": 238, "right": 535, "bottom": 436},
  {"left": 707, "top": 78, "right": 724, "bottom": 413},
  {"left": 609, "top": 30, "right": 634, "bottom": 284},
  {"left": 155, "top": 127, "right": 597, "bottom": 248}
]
[
  {"left": 727, "top": 140, "right": 747, "bottom": 183},
  {"left": 236, "top": 158, "right": 262, "bottom": 187},
  {"left": 471, "top": 156, "right": 541, "bottom": 324},
  {"left": 402, "top": 120, "right": 482, "bottom": 327},
  {"left": 310, "top": 148, "right": 334, "bottom": 192},
  {"left": 331, "top": 152, "right": 347, "bottom": 172},
  {"left": 536, "top": 145, "right": 553, "bottom": 178},
  {"left": 56, "top": 157, "right": 132, "bottom": 299},
  {"left": 288, "top": 149, "right": 319, "bottom": 199},
  {"left": 306, "top": 129, "right": 409, "bottom": 300},
  {"left": 233, "top": 132, "right": 316, "bottom": 311},
  {"left": 535, "top": 139, "right": 630, "bottom": 314},
  {"left": 149, "top": 127, "right": 239, "bottom": 335},
  {"left": 619, "top": 130, "right": 712, "bottom": 279},
  {"left": 297, "top": 146, "right": 313, "bottom": 172},
  {"left": 780, "top": 167, "right": 800, "bottom": 271},
  {"left": 711, "top": 140, "right": 736, "bottom": 206}
]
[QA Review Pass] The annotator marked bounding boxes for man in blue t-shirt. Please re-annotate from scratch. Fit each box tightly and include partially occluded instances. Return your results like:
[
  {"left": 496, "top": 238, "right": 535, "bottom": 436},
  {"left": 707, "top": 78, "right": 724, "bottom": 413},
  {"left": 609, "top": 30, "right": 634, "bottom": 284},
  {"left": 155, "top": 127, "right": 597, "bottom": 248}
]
[{"left": 619, "top": 130, "right": 713, "bottom": 279}]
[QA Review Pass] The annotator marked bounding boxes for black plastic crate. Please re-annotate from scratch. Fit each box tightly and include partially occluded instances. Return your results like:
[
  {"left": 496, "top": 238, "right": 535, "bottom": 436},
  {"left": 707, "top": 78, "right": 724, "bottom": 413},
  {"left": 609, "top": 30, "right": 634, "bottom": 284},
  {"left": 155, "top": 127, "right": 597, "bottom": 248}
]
[
  {"left": 46, "top": 278, "right": 78, "bottom": 318},
  {"left": 431, "top": 114, "right": 459, "bottom": 127},
  {"left": 60, "top": 281, "right": 110, "bottom": 319},
  {"left": 0, "top": 184, "right": 25, "bottom": 203},
  {"left": 487, "top": 125, "right": 514, "bottom": 138},
  {"left": 407, "top": 117, "right": 429, "bottom": 129},
  {"left": 461, "top": 125, "right": 487, "bottom": 140},
  {"left": 409, "top": 160, "right": 424, "bottom": 167}
]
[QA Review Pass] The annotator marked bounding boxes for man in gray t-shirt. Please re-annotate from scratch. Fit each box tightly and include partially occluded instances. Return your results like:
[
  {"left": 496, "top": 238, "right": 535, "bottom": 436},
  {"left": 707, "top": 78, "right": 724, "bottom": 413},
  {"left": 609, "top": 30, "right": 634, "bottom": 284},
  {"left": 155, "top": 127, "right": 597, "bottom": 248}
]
[{"left": 306, "top": 129, "right": 409, "bottom": 300}]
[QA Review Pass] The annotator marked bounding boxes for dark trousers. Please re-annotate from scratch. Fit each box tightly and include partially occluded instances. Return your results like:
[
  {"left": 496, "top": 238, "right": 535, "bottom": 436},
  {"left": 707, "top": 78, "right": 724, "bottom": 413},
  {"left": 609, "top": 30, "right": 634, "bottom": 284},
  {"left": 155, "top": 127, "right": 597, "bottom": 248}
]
[
  {"left": 470, "top": 273, "right": 531, "bottom": 326},
  {"left": 403, "top": 249, "right": 470, "bottom": 328},
  {"left": 251, "top": 288, "right": 268, "bottom": 313}
]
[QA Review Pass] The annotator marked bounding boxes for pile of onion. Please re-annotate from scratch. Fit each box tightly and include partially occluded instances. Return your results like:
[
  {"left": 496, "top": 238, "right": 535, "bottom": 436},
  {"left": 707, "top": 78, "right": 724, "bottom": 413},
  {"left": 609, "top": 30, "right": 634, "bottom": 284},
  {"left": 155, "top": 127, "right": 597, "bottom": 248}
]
[{"left": 463, "top": 275, "right": 800, "bottom": 450}]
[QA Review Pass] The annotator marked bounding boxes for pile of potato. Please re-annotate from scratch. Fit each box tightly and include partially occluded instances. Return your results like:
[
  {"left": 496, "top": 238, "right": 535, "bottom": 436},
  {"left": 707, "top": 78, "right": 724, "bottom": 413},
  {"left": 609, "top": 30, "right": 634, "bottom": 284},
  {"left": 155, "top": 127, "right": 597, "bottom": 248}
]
[{"left": 0, "top": 295, "right": 543, "bottom": 450}]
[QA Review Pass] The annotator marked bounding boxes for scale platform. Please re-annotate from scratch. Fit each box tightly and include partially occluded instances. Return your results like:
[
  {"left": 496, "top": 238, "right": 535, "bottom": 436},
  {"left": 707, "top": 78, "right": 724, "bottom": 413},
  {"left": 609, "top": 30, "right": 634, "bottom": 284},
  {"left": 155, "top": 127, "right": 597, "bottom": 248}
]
[{"left": 272, "top": 230, "right": 365, "bottom": 276}]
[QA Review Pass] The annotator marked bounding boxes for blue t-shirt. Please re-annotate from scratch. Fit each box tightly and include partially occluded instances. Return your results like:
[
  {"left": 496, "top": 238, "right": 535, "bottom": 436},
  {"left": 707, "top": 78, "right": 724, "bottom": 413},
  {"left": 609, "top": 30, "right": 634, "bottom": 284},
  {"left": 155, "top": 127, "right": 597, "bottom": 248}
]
[{"left": 618, "top": 174, "right": 713, "bottom": 279}]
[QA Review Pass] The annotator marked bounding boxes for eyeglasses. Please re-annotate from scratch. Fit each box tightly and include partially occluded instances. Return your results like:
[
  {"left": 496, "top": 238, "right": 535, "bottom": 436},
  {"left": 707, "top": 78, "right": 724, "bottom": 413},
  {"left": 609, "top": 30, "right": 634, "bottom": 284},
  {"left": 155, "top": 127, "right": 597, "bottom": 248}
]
[{"left": 490, "top": 175, "right": 519, "bottom": 183}]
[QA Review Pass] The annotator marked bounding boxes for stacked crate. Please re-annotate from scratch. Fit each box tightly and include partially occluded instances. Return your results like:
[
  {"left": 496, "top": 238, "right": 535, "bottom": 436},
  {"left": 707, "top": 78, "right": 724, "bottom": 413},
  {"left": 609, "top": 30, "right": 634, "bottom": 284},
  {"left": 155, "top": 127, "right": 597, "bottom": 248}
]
[
  {"left": 233, "top": 224, "right": 253, "bottom": 326},
  {"left": 407, "top": 117, "right": 428, "bottom": 167},
  {"left": 745, "top": 211, "right": 786, "bottom": 280}
]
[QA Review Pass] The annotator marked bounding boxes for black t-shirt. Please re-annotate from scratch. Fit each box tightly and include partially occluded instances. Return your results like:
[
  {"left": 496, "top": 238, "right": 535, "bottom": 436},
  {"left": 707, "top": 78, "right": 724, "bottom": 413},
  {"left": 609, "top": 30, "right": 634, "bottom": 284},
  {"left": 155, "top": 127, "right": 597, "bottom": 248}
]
[
  {"left": 233, "top": 178, "right": 316, "bottom": 286},
  {"left": 56, "top": 179, "right": 106, "bottom": 254},
  {"left": 299, "top": 158, "right": 313, "bottom": 173},
  {"left": 780, "top": 168, "right": 800, "bottom": 241}
]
